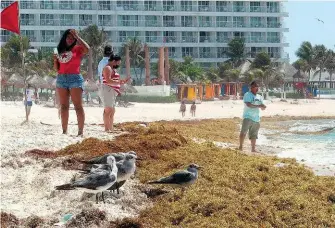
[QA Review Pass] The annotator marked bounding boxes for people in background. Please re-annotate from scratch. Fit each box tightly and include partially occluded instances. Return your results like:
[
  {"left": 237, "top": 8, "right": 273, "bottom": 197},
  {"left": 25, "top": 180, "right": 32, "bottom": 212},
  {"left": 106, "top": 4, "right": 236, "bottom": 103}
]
[
  {"left": 180, "top": 100, "right": 186, "bottom": 117},
  {"left": 190, "top": 101, "right": 196, "bottom": 117},
  {"left": 53, "top": 29, "right": 90, "bottom": 136},
  {"left": 24, "top": 84, "right": 34, "bottom": 121}
]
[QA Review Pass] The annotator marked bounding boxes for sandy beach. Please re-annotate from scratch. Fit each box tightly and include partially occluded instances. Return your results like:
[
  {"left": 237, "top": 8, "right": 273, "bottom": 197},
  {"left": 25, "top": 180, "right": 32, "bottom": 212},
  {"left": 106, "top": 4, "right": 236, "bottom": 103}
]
[{"left": 1, "top": 98, "right": 335, "bottom": 224}]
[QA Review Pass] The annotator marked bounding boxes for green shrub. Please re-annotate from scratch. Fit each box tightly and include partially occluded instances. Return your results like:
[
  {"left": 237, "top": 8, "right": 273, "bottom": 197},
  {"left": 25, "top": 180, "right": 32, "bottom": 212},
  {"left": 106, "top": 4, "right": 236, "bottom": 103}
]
[{"left": 120, "top": 94, "right": 178, "bottom": 103}]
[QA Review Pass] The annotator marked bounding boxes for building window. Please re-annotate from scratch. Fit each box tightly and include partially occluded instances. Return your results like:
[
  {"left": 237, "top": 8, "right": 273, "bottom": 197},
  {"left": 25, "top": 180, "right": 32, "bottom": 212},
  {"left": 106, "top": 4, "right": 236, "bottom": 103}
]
[
  {"left": 182, "top": 32, "right": 197, "bottom": 43},
  {"left": 118, "top": 31, "right": 140, "bottom": 42},
  {"left": 79, "top": 15, "right": 93, "bottom": 26},
  {"left": 233, "top": 32, "right": 245, "bottom": 39},
  {"left": 267, "top": 32, "right": 280, "bottom": 43},
  {"left": 181, "top": 1, "right": 193, "bottom": 11},
  {"left": 233, "top": 16, "right": 245, "bottom": 27},
  {"left": 59, "top": 1, "right": 73, "bottom": 10},
  {"left": 163, "top": 16, "right": 175, "bottom": 27},
  {"left": 233, "top": 1, "right": 245, "bottom": 12},
  {"left": 98, "top": 1, "right": 111, "bottom": 10},
  {"left": 1, "top": 1, "right": 13, "bottom": 9},
  {"left": 144, "top": 1, "right": 157, "bottom": 11},
  {"left": 163, "top": 31, "right": 176, "bottom": 43},
  {"left": 250, "top": 17, "right": 263, "bottom": 28},
  {"left": 98, "top": 15, "right": 112, "bottom": 26},
  {"left": 198, "top": 1, "right": 210, "bottom": 11},
  {"left": 267, "top": 2, "right": 279, "bottom": 13},
  {"left": 117, "top": 1, "right": 139, "bottom": 10},
  {"left": 163, "top": 0, "right": 174, "bottom": 11},
  {"left": 250, "top": 2, "right": 261, "bottom": 12},
  {"left": 79, "top": 1, "right": 92, "bottom": 10},
  {"left": 181, "top": 16, "right": 194, "bottom": 27},
  {"left": 199, "top": 47, "right": 211, "bottom": 58},
  {"left": 21, "top": 30, "right": 36, "bottom": 42},
  {"left": 0, "top": 30, "right": 11, "bottom": 42},
  {"left": 216, "top": 1, "right": 229, "bottom": 12},
  {"left": 41, "top": 30, "right": 55, "bottom": 42},
  {"left": 20, "top": 1, "right": 35, "bottom": 9},
  {"left": 217, "top": 47, "right": 229, "bottom": 58},
  {"left": 199, "top": 16, "right": 211, "bottom": 27},
  {"left": 40, "top": 14, "right": 55, "bottom": 26},
  {"left": 217, "top": 32, "right": 230, "bottom": 42},
  {"left": 250, "top": 32, "right": 265, "bottom": 43},
  {"left": 182, "top": 47, "right": 196, "bottom": 58},
  {"left": 20, "top": 14, "right": 35, "bottom": 26},
  {"left": 216, "top": 16, "right": 230, "bottom": 27},
  {"left": 40, "top": 0, "right": 54, "bottom": 9},
  {"left": 268, "top": 47, "right": 280, "bottom": 58},
  {"left": 60, "top": 14, "right": 74, "bottom": 26},
  {"left": 118, "top": 15, "right": 139, "bottom": 26},
  {"left": 145, "top": 15, "right": 158, "bottom": 27},
  {"left": 251, "top": 47, "right": 265, "bottom": 57},
  {"left": 168, "top": 47, "right": 176, "bottom": 58},
  {"left": 145, "top": 31, "right": 159, "bottom": 43},
  {"left": 267, "top": 17, "right": 280, "bottom": 28},
  {"left": 199, "top": 31, "right": 210, "bottom": 42}
]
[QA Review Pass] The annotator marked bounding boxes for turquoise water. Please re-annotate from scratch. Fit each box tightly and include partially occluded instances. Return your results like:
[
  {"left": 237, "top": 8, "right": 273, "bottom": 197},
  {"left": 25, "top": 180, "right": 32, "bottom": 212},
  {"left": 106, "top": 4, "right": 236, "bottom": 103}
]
[{"left": 263, "top": 119, "right": 335, "bottom": 167}]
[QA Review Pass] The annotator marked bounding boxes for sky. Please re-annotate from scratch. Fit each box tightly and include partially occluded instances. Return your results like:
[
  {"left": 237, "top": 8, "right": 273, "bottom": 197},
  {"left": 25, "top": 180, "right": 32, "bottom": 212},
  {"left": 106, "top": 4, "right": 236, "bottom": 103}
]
[{"left": 285, "top": 1, "right": 335, "bottom": 63}]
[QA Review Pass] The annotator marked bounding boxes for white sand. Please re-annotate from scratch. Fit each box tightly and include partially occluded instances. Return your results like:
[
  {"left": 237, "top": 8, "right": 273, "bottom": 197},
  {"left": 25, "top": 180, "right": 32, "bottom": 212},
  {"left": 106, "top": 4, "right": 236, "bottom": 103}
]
[{"left": 1, "top": 99, "right": 335, "bottom": 221}]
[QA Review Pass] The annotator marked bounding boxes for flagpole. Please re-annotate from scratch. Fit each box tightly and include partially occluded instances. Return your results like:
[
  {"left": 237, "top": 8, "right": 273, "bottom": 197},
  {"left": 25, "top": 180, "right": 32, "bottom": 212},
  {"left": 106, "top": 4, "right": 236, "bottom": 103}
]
[{"left": 17, "top": 0, "right": 28, "bottom": 122}]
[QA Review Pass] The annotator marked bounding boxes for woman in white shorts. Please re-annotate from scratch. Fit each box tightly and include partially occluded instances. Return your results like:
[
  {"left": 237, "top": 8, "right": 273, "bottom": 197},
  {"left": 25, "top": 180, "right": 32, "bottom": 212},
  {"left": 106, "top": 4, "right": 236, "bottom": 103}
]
[{"left": 101, "top": 54, "right": 130, "bottom": 132}]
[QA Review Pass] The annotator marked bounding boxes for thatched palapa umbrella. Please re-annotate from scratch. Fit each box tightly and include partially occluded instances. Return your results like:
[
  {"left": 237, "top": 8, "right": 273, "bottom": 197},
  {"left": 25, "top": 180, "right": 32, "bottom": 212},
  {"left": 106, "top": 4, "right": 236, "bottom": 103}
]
[{"left": 7, "top": 73, "right": 25, "bottom": 88}]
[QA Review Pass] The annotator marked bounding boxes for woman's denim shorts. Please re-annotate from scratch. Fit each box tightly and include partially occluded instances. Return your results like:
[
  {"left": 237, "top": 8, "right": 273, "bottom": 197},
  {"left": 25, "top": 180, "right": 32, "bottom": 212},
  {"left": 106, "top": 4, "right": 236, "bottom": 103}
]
[{"left": 56, "top": 74, "right": 84, "bottom": 90}]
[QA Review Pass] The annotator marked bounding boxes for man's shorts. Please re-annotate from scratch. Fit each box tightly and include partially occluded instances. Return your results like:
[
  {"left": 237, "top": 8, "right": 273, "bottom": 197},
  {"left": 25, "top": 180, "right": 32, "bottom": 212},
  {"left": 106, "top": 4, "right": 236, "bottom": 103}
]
[
  {"left": 56, "top": 74, "right": 83, "bottom": 90},
  {"left": 24, "top": 101, "right": 33, "bottom": 107},
  {"left": 240, "top": 118, "right": 260, "bottom": 139},
  {"left": 101, "top": 84, "right": 117, "bottom": 108}
]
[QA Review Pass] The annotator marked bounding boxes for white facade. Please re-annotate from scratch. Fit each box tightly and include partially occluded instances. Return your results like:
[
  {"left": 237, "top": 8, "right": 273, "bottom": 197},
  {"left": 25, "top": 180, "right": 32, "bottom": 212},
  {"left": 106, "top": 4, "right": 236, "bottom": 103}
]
[{"left": 1, "top": 0, "right": 289, "bottom": 67}]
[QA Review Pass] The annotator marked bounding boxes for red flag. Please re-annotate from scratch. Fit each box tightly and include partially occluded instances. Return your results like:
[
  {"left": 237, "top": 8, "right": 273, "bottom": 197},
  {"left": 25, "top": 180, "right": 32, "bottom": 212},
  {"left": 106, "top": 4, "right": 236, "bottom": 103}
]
[{"left": 0, "top": 1, "right": 20, "bottom": 34}]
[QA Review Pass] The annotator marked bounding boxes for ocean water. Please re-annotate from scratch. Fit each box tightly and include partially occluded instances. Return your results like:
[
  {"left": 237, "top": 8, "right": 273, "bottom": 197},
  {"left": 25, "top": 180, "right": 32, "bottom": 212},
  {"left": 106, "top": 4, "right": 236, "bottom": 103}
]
[{"left": 261, "top": 119, "right": 335, "bottom": 170}]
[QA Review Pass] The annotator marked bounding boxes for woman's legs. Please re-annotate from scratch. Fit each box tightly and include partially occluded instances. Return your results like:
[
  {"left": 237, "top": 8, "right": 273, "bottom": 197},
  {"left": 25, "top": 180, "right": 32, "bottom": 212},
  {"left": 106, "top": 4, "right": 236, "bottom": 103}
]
[
  {"left": 109, "top": 107, "right": 116, "bottom": 131},
  {"left": 57, "top": 88, "right": 70, "bottom": 134},
  {"left": 70, "top": 88, "right": 85, "bottom": 135},
  {"left": 103, "top": 107, "right": 113, "bottom": 131}
]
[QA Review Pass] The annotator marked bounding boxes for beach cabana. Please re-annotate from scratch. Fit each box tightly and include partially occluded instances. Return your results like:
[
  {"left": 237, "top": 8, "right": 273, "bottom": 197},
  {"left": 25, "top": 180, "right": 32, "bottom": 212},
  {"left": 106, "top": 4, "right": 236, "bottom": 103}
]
[
  {"left": 176, "top": 84, "right": 203, "bottom": 102},
  {"left": 220, "top": 82, "right": 246, "bottom": 98}
]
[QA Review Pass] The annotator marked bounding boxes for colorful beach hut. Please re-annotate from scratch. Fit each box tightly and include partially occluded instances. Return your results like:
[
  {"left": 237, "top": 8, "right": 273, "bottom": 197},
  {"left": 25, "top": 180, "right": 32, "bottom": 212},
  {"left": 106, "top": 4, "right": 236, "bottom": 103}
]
[
  {"left": 177, "top": 84, "right": 203, "bottom": 102},
  {"left": 219, "top": 82, "right": 246, "bottom": 98}
]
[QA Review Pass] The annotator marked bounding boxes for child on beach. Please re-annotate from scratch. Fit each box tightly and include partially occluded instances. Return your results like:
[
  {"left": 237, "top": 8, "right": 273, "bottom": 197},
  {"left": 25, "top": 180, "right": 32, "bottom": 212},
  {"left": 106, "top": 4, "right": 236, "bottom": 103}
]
[
  {"left": 179, "top": 101, "right": 186, "bottom": 117},
  {"left": 190, "top": 101, "right": 196, "bottom": 117}
]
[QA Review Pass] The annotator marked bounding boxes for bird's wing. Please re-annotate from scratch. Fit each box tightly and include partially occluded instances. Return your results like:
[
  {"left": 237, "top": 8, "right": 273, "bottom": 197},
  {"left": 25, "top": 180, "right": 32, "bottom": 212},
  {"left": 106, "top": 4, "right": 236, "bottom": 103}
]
[
  {"left": 84, "top": 154, "right": 110, "bottom": 164},
  {"left": 73, "top": 171, "right": 113, "bottom": 190}
]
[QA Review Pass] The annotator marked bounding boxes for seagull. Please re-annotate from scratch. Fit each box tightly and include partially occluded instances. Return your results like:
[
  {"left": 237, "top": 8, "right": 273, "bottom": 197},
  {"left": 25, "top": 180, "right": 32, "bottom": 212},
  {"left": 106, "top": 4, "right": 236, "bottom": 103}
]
[
  {"left": 55, "top": 156, "right": 118, "bottom": 203},
  {"left": 78, "top": 152, "right": 126, "bottom": 166},
  {"left": 315, "top": 18, "right": 324, "bottom": 23},
  {"left": 107, "top": 153, "right": 138, "bottom": 194},
  {"left": 148, "top": 164, "right": 201, "bottom": 188}
]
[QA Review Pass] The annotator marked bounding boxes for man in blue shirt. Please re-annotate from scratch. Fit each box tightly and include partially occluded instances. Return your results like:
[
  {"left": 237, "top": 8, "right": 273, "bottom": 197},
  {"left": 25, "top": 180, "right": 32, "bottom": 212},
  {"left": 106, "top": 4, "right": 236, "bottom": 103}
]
[
  {"left": 98, "top": 45, "right": 113, "bottom": 83},
  {"left": 239, "top": 81, "right": 267, "bottom": 152},
  {"left": 98, "top": 45, "right": 113, "bottom": 105}
]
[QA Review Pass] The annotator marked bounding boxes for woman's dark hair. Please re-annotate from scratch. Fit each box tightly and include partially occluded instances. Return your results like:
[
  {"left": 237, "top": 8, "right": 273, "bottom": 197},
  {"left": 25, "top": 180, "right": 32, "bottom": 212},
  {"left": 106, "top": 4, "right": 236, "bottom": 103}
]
[
  {"left": 108, "top": 54, "right": 121, "bottom": 62},
  {"left": 57, "top": 29, "right": 77, "bottom": 54}
]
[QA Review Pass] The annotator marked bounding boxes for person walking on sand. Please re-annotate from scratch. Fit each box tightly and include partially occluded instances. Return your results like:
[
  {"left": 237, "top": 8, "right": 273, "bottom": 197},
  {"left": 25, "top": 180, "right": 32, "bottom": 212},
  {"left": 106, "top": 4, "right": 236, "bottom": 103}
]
[
  {"left": 180, "top": 101, "right": 186, "bottom": 117},
  {"left": 239, "top": 81, "right": 266, "bottom": 152},
  {"left": 101, "top": 54, "right": 131, "bottom": 132},
  {"left": 98, "top": 45, "right": 113, "bottom": 103},
  {"left": 53, "top": 29, "right": 90, "bottom": 136},
  {"left": 190, "top": 101, "right": 196, "bottom": 117},
  {"left": 24, "top": 84, "right": 34, "bottom": 121}
]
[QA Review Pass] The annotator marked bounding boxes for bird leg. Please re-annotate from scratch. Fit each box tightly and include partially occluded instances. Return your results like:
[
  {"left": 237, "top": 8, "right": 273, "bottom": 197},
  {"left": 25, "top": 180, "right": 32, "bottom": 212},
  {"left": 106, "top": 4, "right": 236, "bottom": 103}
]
[
  {"left": 95, "top": 193, "right": 99, "bottom": 204},
  {"left": 102, "top": 191, "right": 105, "bottom": 204}
]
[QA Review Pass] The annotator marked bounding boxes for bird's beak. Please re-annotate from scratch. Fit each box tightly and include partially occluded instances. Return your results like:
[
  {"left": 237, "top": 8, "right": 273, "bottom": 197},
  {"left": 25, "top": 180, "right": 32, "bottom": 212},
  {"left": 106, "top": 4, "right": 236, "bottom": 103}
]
[
  {"left": 136, "top": 157, "right": 143, "bottom": 161},
  {"left": 197, "top": 166, "right": 202, "bottom": 170}
]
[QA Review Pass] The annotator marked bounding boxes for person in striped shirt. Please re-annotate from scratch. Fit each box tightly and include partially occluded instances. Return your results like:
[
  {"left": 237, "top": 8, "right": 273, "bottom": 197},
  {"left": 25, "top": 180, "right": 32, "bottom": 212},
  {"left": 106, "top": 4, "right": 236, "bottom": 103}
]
[{"left": 101, "top": 54, "right": 131, "bottom": 132}]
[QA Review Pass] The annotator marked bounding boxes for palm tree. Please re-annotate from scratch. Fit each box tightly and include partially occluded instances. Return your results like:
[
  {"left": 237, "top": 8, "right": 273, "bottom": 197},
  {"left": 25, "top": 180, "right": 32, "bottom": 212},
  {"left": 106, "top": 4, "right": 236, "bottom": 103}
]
[
  {"left": 225, "top": 38, "right": 248, "bottom": 68},
  {"left": 121, "top": 37, "right": 145, "bottom": 84},
  {"left": 295, "top": 41, "right": 315, "bottom": 81},
  {"left": 325, "top": 50, "right": 335, "bottom": 89},
  {"left": 313, "top": 47, "right": 334, "bottom": 98},
  {"left": 79, "top": 25, "right": 107, "bottom": 80},
  {"left": 1, "top": 35, "right": 29, "bottom": 69}
]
